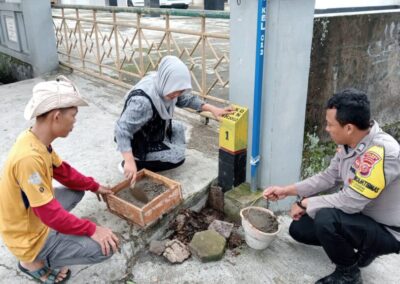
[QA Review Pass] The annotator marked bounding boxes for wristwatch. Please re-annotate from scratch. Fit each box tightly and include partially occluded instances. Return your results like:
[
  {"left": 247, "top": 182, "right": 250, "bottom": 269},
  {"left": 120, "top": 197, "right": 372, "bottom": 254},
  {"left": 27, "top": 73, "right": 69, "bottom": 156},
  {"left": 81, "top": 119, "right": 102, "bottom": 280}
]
[{"left": 296, "top": 198, "right": 306, "bottom": 210}]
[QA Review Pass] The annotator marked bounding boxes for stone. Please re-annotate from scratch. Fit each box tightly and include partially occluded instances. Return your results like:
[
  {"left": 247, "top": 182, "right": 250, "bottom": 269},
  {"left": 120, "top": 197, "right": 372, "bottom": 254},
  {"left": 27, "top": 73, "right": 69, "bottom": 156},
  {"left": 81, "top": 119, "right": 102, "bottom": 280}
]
[
  {"left": 189, "top": 230, "right": 226, "bottom": 262},
  {"left": 208, "top": 185, "right": 224, "bottom": 212},
  {"left": 162, "top": 239, "right": 190, "bottom": 263},
  {"left": 228, "top": 231, "right": 244, "bottom": 249},
  {"left": 224, "top": 183, "right": 265, "bottom": 223},
  {"left": 175, "top": 214, "right": 187, "bottom": 231},
  {"left": 189, "top": 194, "right": 208, "bottom": 213},
  {"left": 208, "top": 220, "right": 234, "bottom": 239},
  {"left": 149, "top": 240, "right": 168, "bottom": 256}
]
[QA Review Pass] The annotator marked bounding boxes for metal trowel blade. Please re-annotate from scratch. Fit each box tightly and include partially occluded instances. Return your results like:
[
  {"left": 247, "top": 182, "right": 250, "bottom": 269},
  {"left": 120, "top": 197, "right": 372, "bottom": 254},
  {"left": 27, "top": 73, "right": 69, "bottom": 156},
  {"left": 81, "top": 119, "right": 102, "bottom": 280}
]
[{"left": 130, "top": 181, "right": 149, "bottom": 203}]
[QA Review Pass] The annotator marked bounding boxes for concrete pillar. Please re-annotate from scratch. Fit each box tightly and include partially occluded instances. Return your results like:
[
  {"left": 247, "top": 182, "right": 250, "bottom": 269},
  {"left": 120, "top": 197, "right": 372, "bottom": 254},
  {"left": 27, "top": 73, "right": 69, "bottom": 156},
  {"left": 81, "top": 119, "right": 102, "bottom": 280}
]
[
  {"left": 229, "top": 0, "right": 315, "bottom": 211},
  {"left": 21, "top": 0, "right": 59, "bottom": 76}
]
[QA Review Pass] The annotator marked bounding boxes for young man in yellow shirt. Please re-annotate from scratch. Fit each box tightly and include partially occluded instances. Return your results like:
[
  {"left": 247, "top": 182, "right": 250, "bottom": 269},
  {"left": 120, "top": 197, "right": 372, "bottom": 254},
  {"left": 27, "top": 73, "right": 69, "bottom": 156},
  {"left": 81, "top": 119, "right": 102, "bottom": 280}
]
[{"left": 0, "top": 77, "right": 119, "bottom": 283}]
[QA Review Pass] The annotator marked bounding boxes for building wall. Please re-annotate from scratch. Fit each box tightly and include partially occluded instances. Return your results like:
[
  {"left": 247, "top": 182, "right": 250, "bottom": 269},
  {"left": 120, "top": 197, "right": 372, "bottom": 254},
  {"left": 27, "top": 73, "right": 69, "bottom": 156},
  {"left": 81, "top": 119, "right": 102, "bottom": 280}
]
[
  {"left": 0, "top": 0, "right": 58, "bottom": 78},
  {"left": 307, "top": 11, "right": 400, "bottom": 139}
]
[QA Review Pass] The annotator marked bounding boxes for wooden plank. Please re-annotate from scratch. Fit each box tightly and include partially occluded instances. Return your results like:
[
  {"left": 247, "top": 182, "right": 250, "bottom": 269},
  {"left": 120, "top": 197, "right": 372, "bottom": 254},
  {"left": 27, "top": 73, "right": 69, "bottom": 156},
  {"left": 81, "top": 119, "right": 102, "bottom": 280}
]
[
  {"left": 142, "top": 186, "right": 182, "bottom": 224},
  {"left": 107, "top": 195, "right": 144, "bottom": 226},
  {"left": 106, "top": 169, "right": 182, "bottom": 227}
]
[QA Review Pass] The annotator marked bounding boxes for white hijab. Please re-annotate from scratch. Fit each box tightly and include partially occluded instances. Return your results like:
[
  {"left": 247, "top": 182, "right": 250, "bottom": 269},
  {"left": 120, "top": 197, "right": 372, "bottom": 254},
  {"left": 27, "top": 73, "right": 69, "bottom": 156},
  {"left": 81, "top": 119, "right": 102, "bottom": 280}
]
[{"left": 129, "top": 56, "right": 192, "bottom": 120}]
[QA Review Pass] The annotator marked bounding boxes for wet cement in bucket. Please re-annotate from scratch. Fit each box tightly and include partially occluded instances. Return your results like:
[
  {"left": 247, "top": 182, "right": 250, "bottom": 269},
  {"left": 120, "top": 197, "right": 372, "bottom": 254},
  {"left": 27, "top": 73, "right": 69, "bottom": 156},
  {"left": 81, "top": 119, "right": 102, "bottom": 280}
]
[{"left": 243, "top": 208, "right": 279, "bottom": 234}]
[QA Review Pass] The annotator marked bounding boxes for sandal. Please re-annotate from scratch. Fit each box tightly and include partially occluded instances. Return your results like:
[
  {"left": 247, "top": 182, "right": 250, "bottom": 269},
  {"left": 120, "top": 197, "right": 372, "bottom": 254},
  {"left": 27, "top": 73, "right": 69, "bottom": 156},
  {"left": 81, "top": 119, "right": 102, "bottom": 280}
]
[
  {"left": 18, "top": 262, "right": 71, "bottom": 283},
  {"left": 48, "top": 267, "right": 71, "bottom": 283}
]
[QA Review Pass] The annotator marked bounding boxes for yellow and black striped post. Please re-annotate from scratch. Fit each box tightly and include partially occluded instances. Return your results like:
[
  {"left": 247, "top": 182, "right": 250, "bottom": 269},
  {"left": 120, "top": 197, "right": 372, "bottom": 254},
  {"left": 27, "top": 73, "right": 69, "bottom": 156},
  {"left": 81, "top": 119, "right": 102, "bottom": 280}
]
[{"left": 218, "top": 105, "right": 248, "bottom": 191}]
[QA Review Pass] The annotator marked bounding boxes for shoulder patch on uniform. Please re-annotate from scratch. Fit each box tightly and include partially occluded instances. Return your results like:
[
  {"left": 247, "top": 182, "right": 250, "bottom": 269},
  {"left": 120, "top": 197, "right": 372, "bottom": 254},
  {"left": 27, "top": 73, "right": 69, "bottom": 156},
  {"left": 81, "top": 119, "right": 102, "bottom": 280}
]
[
  {"left": 349, "top": 145, "right": 386, "bottom": 199},
  {"left": 28, "top": 172, "right": 42, "bottom": 185}
]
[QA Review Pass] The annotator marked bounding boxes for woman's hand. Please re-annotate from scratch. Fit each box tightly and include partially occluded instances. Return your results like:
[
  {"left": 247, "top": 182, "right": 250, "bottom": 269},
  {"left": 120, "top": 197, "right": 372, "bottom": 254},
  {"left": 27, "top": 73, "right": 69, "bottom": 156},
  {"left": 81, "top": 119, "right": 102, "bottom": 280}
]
[
  {"left": 121, "top": 152, "right": 137, "bottom": 185},
  {"left": 202, "top": 104, "right": 235, "bottom": 120},
  {"left": 123, "top": 159, "right": 137, "bottom": 185}
]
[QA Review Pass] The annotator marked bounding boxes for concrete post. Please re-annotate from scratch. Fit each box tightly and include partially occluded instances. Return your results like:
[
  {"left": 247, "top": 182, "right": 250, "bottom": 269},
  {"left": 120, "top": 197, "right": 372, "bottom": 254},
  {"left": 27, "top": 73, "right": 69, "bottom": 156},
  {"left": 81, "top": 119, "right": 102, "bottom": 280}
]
[
  {"left": 229, "top": 0, "right": 316, "bottom": 211},
  {"left": 20, "top": 0, "right": 59, "bottom": 76}
]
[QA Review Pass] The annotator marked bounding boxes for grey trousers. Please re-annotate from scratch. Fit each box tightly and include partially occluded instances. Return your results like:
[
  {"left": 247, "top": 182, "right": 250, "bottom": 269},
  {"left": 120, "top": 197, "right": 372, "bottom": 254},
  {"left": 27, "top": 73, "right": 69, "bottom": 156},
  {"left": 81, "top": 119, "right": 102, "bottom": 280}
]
[{"left": 34, "top": 187, "right": 113, "bottom": 268}]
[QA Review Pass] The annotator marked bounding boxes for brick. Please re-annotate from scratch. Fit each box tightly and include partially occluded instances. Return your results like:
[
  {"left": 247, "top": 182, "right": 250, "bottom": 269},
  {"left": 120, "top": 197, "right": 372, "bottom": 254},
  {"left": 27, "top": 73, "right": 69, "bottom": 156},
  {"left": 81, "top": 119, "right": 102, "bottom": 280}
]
[
  {"left": 223, "top": 183, "right": 265, "bottom": 223},
  {"left": 208, "top": 220, "right": 234, "bottom": 239},
  {"left": 208, "top": 185, "right": 224, "bottom": 212}
]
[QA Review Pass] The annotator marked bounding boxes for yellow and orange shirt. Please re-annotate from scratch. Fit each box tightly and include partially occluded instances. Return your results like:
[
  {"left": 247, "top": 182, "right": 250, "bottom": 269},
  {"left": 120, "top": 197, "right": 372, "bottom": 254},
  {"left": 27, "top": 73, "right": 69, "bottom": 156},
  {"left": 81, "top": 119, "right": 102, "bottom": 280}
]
[{"left": 0, "top": 130, "right": 62, "bottom": 262}]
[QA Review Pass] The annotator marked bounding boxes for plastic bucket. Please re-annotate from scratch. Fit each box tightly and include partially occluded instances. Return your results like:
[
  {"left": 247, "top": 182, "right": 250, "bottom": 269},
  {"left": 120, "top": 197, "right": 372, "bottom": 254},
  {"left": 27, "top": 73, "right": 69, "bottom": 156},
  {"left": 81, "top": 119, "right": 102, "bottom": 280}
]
[{"left": 240, "top": 206, "right": 280, "bottom": 250}]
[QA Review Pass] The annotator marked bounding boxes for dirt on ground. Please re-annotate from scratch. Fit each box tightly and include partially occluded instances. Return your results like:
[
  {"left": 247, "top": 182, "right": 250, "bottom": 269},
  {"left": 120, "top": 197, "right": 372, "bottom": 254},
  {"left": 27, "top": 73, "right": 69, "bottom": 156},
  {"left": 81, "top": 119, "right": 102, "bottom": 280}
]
[
  {"left": 243, "top": 209, "right": 279, "bottom": 234},
  {"left": 116, "top": 177, "right": 167, "bottom": 208},
  {"left": 168, "top": 207, "right": 244, "bottom": 249}
]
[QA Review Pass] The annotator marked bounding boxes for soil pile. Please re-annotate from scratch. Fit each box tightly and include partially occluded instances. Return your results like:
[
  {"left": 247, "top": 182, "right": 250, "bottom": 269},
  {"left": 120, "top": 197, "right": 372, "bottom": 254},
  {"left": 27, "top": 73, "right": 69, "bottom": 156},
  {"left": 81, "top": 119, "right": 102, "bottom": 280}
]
[{"left": 168, "top": 208, "right": 243, "bottom": 249}]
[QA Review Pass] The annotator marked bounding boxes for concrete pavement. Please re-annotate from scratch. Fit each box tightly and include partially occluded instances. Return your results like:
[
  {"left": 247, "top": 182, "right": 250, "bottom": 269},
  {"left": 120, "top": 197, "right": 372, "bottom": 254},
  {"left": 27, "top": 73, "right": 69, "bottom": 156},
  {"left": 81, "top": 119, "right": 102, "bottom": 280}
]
[{"left": 0, "top": 73, "right": 399, "bottom": 283}]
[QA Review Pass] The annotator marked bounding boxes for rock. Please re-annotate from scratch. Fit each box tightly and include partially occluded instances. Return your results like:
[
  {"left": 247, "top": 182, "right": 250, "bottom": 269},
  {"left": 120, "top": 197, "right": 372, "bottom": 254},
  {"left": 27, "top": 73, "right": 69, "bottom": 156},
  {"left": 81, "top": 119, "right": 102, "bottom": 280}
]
[
  {"left": 163, "top": 239, "right": 191, "bottom": 263},
  {"left": 208, "top": 185, "right": 224, "bottom": 212},
  {"left": 175, "top": 214, "right": 187, "bottom": 231},
  {"left": 149, "top": 240, "right": 168, "bottom": 256},
  {"left": 228, "top": 231, "right": 244, "bottom": 249},
  {"left": 189, "top": 230, "right": 226, "bottom": 262},
  {"left": 208, "top": 220, "right": 234, "bottom": 239},
  {"left": 189, "top": 195, "right": 208, "bottom": 213}
]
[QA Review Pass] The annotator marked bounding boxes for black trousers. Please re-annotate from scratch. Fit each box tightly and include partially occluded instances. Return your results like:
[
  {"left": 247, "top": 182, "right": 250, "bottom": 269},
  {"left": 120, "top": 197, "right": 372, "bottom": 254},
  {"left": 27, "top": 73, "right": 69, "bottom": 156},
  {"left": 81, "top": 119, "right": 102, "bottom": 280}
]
[
  {"left": 136, "top": 159, "right": 185, "bottom": 172},
  {"left": 289, "top": 208, "right": 400, "bottom": 266}
]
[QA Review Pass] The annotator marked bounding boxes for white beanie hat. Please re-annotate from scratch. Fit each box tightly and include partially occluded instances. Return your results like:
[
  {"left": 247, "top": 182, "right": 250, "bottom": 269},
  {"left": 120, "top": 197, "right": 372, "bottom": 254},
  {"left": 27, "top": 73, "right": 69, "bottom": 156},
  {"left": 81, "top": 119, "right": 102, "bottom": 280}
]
[{"left": 24, "top": 75, "right": 88, "bottom": 120}]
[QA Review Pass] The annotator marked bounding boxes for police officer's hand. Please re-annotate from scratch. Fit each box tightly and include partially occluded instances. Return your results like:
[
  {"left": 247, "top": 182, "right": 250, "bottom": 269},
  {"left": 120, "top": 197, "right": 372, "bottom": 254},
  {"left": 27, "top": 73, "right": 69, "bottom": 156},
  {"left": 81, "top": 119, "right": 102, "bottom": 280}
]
[
  {"left": 290, "top": 203, "right": 305, "bottom": 221},
  {"left": 263, "top": 185, "right": 297, "bottom": 201},
  {"left": 263, "top": 186, "right": 288, "bottom": 201},
  {"left": 91, "top": 225, "right": 120, "bottom": 256}
]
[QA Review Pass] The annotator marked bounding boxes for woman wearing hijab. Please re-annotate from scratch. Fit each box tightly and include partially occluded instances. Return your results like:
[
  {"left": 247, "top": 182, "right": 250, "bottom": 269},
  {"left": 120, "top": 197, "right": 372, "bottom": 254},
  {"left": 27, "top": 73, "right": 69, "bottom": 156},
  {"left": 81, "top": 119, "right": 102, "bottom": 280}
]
[{"left": 115, "top": 56, "right": 232, "bottom": 183}]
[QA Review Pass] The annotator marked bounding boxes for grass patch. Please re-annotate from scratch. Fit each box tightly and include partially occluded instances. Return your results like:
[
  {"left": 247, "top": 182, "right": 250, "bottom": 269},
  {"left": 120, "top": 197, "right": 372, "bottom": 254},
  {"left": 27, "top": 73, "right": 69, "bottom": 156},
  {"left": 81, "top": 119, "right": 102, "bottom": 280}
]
[{"left": 301, "top": 129, "right": 336, "bottom": 179}]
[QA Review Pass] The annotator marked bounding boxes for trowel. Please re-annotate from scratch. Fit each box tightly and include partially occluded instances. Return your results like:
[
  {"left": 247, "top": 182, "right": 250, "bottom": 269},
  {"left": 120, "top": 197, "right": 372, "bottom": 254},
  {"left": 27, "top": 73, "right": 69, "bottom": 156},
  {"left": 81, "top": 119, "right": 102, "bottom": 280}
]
[{"left": 129, "top": 180, "right": 149, "bottom": 203}]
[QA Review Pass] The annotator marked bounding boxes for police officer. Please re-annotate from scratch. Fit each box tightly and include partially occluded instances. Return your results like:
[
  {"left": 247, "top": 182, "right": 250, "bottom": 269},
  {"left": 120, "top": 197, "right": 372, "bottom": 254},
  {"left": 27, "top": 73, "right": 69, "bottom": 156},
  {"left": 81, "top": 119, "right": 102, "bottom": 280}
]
[{"left": 264, "top": 89, "right": 400, "bottom": 284}]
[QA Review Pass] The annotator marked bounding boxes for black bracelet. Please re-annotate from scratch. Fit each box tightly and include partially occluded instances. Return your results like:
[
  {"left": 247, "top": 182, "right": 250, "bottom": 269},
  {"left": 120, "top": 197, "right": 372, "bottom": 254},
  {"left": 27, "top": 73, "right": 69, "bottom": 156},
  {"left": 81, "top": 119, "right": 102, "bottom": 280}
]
[{"left": 296, "top": 200, "right": 306, "bottom": 210}]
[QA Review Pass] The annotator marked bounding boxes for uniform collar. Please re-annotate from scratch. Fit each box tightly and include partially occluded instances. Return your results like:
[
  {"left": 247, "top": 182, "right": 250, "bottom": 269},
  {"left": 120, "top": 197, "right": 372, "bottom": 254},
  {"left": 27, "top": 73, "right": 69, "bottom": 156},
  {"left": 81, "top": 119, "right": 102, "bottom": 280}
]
[
  {"left": 354, "top": 120, "right": 379, "bottom": 155},
  {"left": 340, "top": 121, "right": 379, "bottom": 157}
]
